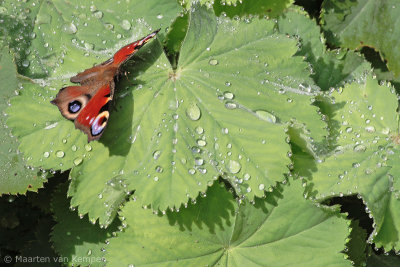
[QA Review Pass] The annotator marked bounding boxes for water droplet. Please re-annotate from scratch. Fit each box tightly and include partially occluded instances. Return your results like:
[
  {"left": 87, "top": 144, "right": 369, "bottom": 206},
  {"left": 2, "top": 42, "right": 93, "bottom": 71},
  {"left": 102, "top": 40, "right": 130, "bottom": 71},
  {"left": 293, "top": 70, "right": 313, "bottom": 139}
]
[
  {"left": 195, "top": 157, "right": 204, "bottom": 165},
  {"left": 85, "top": 144, "right": 92, "bottom": 151},
  {"left": 227, "top": 160, "right": 241, "bottom": 174},
  {"left": 258, "top": 184, "right": 265, "bottom": 190},
  {"left": 105, "top": 23, "right": 114, "bottom": 30},
  {"left": 156, "top": 14, "right": 163, "bottom": 19},
  {"left": 365, "top": 126, "right": 375, "bottom": 133},
  {"left": 62, "top": 139, "right": 67, "bottom": 144},
  {"left": 246, "top": 187, "right": 252, "bottom": 193},
  {"left": 195, "top": 126, "right": 204, "bottom": 134},
  {"left": 71, "top": 145, "right": 77, "bottom": 152},
  {"left": 345, "top": 127, "right": 353, "bottom": 133},
  {"left": 197, "top": 139, "right": 206, "bottom": 147},
  {"left": 223, "top": 91, "right": 234, "bottom": 100},
  {"left": 188, "top": 168, "right": 196, "bottom": 175},
  {"left": 93, "top": 11, "right": 103, "bottom": 19},
  {"left": 121, "top": 20, "right": 131, "bottom": 30},
  {"left": 222, "top": 128, "right": 229, "bottom": 134},
  {"left": 56, "top": 150, "right": 65, "bottom": 158},
  {"left": 244, "top": 173, "right": 251, "bottom": 180},
  {"left": 155, "top": 166, "right": 163, "bottom": 173},
  {"left": 153, "top": 150, "right": 161, "bottom": 159},
  {"left": 255, "top": 110, "right": 276, "bottom": 123},
  {"left": 43, "top": 152, "right": 50, "bottom": 158},
  {"left": 209, "top": 59, "right": 218, "bottom": 65},
  {"left": 22, "top": 60, "right": 30, "bottom": 67},
  {"left": 353, "top": 144, "right": 366, "bottom": 152},
  {"left": 186, "top": 103, "right": 201, "bottom": 121},
  {"left": 62, "top": 23, "right": 77, "bottom": 34},
  {"left": 225, "top": 82, "right": 231, "bottom": 86},
  {"left": 154, "top": 176, "right": 159, "bottom": 181},
  {"left": 225, "top": 101, "right": 237, "bottom": 109},
  {"left": 73, "top": 157, "right": 83, "bottom": 166}
]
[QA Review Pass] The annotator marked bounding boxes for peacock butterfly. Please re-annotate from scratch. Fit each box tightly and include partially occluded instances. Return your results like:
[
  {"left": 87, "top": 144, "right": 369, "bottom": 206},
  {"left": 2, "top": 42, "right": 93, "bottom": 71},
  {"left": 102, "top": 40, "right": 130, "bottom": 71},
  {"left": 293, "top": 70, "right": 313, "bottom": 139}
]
[{"left": 51, "top": 29, "right": 160, "bottom": 142}]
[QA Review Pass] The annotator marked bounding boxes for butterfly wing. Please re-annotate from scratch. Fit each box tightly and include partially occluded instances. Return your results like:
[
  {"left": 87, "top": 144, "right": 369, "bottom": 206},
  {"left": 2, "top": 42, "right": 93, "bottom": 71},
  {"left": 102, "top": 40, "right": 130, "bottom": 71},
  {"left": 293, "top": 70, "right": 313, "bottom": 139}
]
[
  {"left": 74, "top": 83, "right": 113, "bottom": 142},
  {"left": 70, "top": 29, "right": 160, "bottom": 85},
  {"left": 51, "top": 29, "right": 159, "bottom": 142},
  {"left": 50, "top": 85, "right": 93, "bottom": 120}
]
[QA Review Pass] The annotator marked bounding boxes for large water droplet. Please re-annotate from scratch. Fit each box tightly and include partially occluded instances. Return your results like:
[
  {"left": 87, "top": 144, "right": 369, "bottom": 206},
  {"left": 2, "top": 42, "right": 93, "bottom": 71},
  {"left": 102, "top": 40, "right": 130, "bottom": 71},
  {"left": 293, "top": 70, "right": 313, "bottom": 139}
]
[
  {"left": 93, "top": 11, "right": 103, "bottom": 19},
  {"left": 223, "top": 91, "right": 234, "bottom": 100},
  {"left": 195, "top": 126, "right": 204, "bottom": 134},
  {"left": 74, "top": 157, "right": 83, "bottom": 166},
  {"left": 186, "top": 103, "right": 201, "bottom": 121},
  {"left": 225, "top": 101, "right": 237, "bottom": 109},
  {"left": 227, "top": 160, "right": 241, "bottom": 174},
  {"left": 155, "top": 166, "right": 163, "bottom": 173},
  {"left": 195, "top": 157, "right": 204, "bottom": 165},
  {"left": 353, "top": 144, "right": 366, "bottom": 152},
  {"left": 62, "top": 23, "right": 77, "bottom": 34},
  {"left": 153, "top": 150, "right": 161, "bottom": 159},
  {"left": 121, "top": 20, "right": 131, "bottom": 30},
  {"left": 209, "top": 59, "right": 218, "bottom": 66},
  {"left": 56, "top": 150, "right": 65, "bottom": 158},
  {"left": 255, "top": 110, "right": 276, "bottom": 123}
]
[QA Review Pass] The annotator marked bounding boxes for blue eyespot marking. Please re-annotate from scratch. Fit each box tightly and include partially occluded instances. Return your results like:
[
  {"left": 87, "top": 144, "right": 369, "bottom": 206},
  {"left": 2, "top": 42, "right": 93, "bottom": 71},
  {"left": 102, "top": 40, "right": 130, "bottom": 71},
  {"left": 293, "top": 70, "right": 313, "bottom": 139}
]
[{"left": 68, "top": 100, "right": 82, "bottom": 113}]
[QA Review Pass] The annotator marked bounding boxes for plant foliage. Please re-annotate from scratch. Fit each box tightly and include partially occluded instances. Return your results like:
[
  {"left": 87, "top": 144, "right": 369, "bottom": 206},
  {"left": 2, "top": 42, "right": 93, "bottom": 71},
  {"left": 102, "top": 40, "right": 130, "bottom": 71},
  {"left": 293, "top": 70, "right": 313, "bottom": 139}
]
[{"left": 1, "top": 0, "right": 400, "bottom": 265}]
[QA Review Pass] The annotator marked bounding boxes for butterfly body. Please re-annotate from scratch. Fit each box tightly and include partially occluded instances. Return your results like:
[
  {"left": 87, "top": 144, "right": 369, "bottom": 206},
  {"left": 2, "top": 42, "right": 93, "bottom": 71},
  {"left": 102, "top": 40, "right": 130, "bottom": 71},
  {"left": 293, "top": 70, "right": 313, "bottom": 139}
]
[{"left": 51, "top": 29, "right": 159, "bottom": 142}]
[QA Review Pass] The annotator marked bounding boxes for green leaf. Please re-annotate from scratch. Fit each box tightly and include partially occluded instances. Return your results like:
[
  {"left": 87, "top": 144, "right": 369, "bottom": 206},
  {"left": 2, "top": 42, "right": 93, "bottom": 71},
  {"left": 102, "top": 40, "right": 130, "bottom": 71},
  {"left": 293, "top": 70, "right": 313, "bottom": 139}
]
[
  {"left": 346, "top": 220, "right": 367, "bottom": 267},
  {"left": 309, "top": 75, "right": 400, "bottom": 251},
  {"left": 22, "top": 0, "right": 182, "bottom": 78},
  {"left": 106, "top": 179, "right": 350, "bottom": 266},
  {"left": 67, "top": 4, "right": 325, "bottom": 225},
  {"left": 366, "top": 253, "right": 400, "bottom": 267},
  {"left": 321, "top": 0, "right": 400, "bottom": 78},
  {"left": 0, "top": 47, "right": 46, "bottom": 195},
  {"left": 6, "top": 0, "right": 182, "bottom": 172},
  {"left": 214, "top": 0, "right": 294, "bottom": 18},
  {"left": 277, "top": 7, "right": 371, "bottom": 91},
  {"left": 51, "top": 182, "right": 119, "bottom": 267}
]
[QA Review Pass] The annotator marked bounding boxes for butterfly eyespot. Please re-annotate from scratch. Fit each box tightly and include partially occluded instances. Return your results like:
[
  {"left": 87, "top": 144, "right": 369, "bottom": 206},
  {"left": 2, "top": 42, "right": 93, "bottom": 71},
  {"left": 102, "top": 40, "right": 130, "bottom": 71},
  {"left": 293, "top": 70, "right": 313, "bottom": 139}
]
[
  {"left": 68, "top": 100, "right": 82, "bottom": 113},
  {"left": 91, "top": 111, "right": 109, "bottom": 136}
]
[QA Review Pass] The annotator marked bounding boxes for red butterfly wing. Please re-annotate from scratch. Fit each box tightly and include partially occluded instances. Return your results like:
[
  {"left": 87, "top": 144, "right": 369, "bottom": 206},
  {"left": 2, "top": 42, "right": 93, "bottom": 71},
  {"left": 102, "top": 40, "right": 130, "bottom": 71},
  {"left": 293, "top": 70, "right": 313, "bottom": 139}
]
[
  {"left": 112, "top": 29, "right": 160, "bottom": 65},
  {"left": 74, "top": 83, "right": 112, "bottom": 142}
]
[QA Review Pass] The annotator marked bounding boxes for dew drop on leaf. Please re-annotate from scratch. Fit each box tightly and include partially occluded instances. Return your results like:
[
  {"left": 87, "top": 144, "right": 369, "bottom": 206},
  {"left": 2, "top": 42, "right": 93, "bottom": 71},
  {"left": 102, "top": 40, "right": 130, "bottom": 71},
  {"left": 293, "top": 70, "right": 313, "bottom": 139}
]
[
  {"left": 93, "top": 11, "right": 103, "bottom": 19},
  {"left": 153, "top": 150, "right": 161, "bottom": 159},
  {"left": 227, "top": 160, "right": 241, "bottom": 174},
  {"left": 195, "top": 126, "right": 204, "bottom": 134},
  {"left": 121, "top": 20, "right": 131, "bottom": 30},
  {"left": 209, "top": 59, "right": 218, "bottom": 65},
  {"left": 353, "top": 144, "right": 366, "bottom": 153},
  {"left": 155, "top": 166, "right": 163, "bottom": 173},
  {"left": 85, "top": 144, "right": 92, "bottom": 151},
  {"left": 258, "top": 184, "right": 265, "bottom": 190},
  {"left": 71, "top": 145, "right": 77, "bottom": 152},
  {"left": 225, "top": 101, "right": 237, "bottom": 109},
  {"left": 223, "top": 91, "right": 234, "bottom": 100},
  {"left": 73, "top": 157, "right": 83, "bottom": 166},
  {"left": 194, "top": 157, "right": 204, "bottom": 165},
  {"left": 43, "top": 152, "right": 50, "bottom": 158},
  {"left": 365, "top": 126, "right": 375, "bottom": 133},
  {"left": 186, "top": 103, "right": 201, "bottom": 121},
  {"left": 196, "top": 139, "right": 206, "bottom": 147},
  {"left": 62, "top": 23, "right": 77, "bottom": 34},
  {"left": 188, "top": 168, "right": 196, "bottom": 175},
  {"left": 255, "top": 110, "right": 276, "bottom": 123},
  {"left": 56, "top": 150, "right": 65, "bottom": 158}
]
